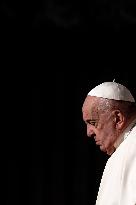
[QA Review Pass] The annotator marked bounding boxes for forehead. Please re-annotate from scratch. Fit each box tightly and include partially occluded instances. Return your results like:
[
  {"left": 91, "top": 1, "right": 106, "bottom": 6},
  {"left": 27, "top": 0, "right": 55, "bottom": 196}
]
[{"left": 82, "top": 96, "right": 97, "bottom": 119}]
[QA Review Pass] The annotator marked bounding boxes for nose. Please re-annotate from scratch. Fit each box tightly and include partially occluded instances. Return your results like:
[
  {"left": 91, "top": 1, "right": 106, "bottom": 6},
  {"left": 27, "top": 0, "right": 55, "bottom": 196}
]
[{"left": 87, "top": 124, "right": 96, "bottom": 138}]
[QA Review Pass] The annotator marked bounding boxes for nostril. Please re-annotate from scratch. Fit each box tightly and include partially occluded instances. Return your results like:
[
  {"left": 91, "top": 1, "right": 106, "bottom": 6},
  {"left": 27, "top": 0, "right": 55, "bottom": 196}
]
[
  {"left": 91, "top": 133, "right": 96, "bottom": 138},
  {"left": 88, "top": 133, "right": 96, "bottom": 138}
]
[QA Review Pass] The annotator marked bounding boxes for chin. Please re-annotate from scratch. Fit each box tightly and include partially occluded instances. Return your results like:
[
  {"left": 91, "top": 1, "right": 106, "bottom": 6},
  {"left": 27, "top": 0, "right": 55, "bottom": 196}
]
[
  {"left": 106, "top": 147, "right": 115, "bottom": 155},
  {"left": 100, "top": 145, "right": 114, "bottom": 155},
  {"left": 100, "top": 145, "right": 107, "bottom": 152}
]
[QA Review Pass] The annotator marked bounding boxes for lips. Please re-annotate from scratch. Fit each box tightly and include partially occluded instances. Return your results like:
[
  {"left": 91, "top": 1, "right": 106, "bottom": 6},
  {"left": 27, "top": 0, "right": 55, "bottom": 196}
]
[
  {"left": 94, "top": 137, "right": 101, "bottom": 145},
  {"left": 95, "top": 141, "right": 101, "bottom": 145}
]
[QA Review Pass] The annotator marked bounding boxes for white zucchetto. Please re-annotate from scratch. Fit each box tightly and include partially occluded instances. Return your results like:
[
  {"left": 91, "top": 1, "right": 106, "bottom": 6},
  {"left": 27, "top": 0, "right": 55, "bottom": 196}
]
[{"left": 88, "top": 82, "right": 135, "bottom": 102}]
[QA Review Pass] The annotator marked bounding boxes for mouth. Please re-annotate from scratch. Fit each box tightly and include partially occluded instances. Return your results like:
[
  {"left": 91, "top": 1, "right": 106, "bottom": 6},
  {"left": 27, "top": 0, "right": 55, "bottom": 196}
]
[{"left": 95, "top": 141, "right": 101, "bottom": 145}]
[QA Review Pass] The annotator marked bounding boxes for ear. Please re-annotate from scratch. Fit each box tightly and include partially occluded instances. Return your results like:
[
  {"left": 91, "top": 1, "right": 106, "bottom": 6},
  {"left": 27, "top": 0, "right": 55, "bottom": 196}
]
[{"left": 112, "top": 110, "right": 125, "bottom": 130}]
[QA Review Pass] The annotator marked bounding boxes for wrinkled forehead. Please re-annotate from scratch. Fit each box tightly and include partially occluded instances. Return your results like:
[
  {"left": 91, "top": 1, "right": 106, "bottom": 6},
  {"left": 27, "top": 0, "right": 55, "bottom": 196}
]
[
  {"left": 82, "top": 96, "right": 97, "bottom": 119},
  {"left": 82, "top": 96, "right": 96, "bottom": 109}
]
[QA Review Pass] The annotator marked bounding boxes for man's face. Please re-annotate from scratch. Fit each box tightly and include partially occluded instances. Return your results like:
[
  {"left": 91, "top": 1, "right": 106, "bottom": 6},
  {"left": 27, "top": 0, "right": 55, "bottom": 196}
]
[{"left": 82, "top": 96, "right": 118, "bottom": 155}]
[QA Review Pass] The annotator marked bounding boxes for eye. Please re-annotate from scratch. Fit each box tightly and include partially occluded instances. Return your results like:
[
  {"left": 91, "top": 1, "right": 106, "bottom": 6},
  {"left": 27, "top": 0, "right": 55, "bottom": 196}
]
[
  {"left": 87, "top": 120, "right": 96, "bottom": 126},
  {"left": 90, "top": 121, "right": 96, "bottom": 126}
]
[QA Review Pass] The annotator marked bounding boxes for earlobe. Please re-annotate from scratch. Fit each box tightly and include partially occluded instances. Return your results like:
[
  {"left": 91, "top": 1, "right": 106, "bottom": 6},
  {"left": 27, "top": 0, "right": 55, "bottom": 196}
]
[{"left": 114, "top": 110, "right": 124, "bottom": 129}]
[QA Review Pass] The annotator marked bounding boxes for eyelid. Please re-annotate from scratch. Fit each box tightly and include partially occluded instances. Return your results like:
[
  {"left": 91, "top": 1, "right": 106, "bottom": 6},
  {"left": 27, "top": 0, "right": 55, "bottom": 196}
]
[
  {"left": 87, "top": 120, "right": 96, "bottom": 125},
  {"left": 90, "top": 122, "right": 96, "bottom": 125}
]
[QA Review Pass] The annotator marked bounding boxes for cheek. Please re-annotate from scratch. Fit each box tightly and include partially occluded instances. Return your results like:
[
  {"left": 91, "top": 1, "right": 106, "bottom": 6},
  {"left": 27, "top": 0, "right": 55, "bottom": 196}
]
[
  {"left": 97, "top": 121, "right": 116, "bottom": 142},
  {"left": 99, "top": 127, "right": 115, "bottom": 143},
  {"left": 102, "top": 129, "right": 117, "bottom": 147}
]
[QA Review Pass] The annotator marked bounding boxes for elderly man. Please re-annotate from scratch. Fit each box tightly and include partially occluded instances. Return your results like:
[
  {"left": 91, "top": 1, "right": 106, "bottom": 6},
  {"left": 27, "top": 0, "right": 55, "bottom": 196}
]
[{"left": 82, "top": 82, "right": 136, "bottom": 205}]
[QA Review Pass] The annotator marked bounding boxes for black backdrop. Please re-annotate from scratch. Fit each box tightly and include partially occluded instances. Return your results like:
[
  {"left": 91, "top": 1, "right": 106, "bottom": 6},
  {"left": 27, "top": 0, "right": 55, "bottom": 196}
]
[
  {"left": 31, "top": 71, "right": 135, "bottom": 205},
  {"left": 7, "top": 71, "right": 135, "bottom": 205},
  {"left": 4, "top": 0, "right": 136, "bottom": 204}
]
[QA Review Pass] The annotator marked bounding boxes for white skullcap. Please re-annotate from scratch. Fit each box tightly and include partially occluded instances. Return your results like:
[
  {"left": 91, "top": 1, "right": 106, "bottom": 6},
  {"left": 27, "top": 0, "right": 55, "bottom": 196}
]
[{"left": 88, "top": 82, "right": 135, "bottom": 102}]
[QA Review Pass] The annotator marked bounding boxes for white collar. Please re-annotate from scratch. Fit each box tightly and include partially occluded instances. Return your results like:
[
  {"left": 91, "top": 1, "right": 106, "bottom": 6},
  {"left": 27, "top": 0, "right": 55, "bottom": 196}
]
[{"left": 114, "top": 117, "right": 136, "bottom": 149}]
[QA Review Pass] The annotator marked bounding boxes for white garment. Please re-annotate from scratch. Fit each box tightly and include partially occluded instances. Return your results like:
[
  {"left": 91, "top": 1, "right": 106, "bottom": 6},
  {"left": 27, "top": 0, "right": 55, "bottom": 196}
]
[{"left": 96, "top": 120, "right": 136, "bottom": 205}]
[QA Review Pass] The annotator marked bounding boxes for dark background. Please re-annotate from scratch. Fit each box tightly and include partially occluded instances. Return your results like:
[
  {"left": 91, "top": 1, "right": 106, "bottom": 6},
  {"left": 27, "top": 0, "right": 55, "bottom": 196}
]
[
  {"left": 7, "top": 72, "right": 135, "bottom": 205},
  {"left": 1, "top": 0, "right": 136, "bottom": 32},
  {"left": 31, "top": 71, "right": 135, "bottom": 205},
  {"left": 4, "top": 0, "right": 136, "bottom": 204}
]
